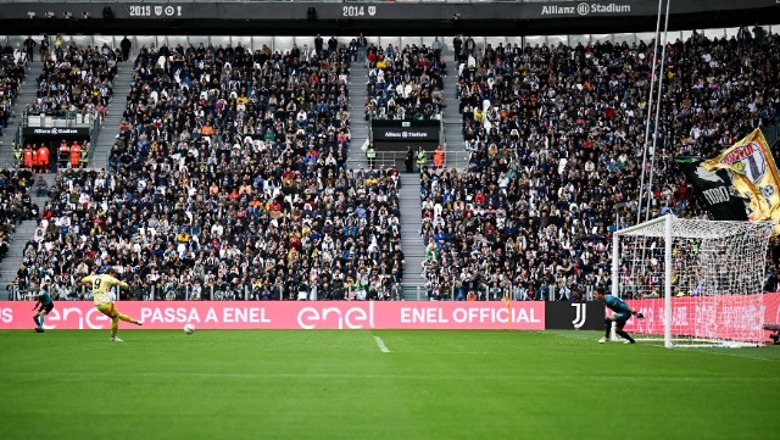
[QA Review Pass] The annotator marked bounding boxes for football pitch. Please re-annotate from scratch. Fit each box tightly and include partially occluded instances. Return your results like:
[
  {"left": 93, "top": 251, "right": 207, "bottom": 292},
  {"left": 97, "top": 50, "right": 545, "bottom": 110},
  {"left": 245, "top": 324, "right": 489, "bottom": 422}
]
[{"left": 1, "top": 330, "right": 778, "bottom": 440}]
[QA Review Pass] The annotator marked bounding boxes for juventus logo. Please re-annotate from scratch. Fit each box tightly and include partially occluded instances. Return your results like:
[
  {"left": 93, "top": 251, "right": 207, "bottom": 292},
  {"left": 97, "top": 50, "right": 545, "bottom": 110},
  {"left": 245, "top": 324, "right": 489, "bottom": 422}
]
[
  {"left": 368, "top": 6, "right": 376, "bottom": 16},
  {"left": 572, "top": 303, "right": 586, "bottom": 329}
]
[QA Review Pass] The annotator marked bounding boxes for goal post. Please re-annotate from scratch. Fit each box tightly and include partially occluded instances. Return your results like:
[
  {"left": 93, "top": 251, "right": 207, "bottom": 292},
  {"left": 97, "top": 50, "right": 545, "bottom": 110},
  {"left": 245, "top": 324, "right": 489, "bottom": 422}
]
[{"left": 611, "top": 214, "right": 774, "bottom": 348}]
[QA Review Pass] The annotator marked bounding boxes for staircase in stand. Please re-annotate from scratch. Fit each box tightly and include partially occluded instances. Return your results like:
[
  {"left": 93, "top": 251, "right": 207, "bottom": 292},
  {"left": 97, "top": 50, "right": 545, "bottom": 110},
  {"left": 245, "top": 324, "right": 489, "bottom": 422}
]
[
  {"left": 0, "top": 61, "right": 44, "bottom": 167},
  {"left": 347, "top": 61, "right": 370, "bottom": 169},
  {"left": 89, "top": 61, "right": 134, "bottom": 169}
]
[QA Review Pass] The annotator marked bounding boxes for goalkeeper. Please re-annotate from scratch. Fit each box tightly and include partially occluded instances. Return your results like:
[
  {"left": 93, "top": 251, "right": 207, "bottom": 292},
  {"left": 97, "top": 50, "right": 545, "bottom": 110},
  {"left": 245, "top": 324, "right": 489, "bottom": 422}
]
[{"left": 593, "top": 286, "right": 644, "bottom": 344}]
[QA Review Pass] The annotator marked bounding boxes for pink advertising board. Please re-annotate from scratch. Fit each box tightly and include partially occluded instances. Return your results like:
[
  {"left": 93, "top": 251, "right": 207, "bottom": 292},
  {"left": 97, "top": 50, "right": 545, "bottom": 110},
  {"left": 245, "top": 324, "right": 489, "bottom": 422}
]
[
  {"left": 621, "top": 292, "right": 780, "bottom": 342},
  {"left": 0, "top": 301, "right": 545, "bottom": 330}
]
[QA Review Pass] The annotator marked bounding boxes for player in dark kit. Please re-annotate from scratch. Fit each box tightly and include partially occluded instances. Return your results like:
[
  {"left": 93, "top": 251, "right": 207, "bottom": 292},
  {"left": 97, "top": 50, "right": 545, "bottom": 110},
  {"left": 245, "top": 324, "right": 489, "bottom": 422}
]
[
  {"left": 32, "top": 282, "right": 54, "bottom": 333},
  {"left": 593, "top": 286, "right": 644, "bottom": 344}
]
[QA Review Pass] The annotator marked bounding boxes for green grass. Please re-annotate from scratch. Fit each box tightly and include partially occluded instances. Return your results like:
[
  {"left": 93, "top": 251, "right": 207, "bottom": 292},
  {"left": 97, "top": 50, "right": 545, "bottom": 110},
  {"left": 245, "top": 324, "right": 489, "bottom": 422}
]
[{"left": 0, "top": 330, "right": 778, "bottom": 440}]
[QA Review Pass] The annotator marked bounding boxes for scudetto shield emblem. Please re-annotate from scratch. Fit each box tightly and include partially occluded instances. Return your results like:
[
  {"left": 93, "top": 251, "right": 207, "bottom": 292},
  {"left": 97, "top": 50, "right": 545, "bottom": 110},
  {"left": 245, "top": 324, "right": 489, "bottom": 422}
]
[
  {"left": 368, "top": 6, "right": 376, "bottom": 16},
  {"left": 724, "top": 142, "right": 767, "bottom": 184}
]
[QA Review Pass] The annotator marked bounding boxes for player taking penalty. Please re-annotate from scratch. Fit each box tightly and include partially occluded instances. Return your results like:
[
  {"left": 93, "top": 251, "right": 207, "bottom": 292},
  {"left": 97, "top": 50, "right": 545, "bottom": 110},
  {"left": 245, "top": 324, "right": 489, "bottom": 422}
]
[
  {"left": 81, "top": 267, "right": 143, "bottom": 342},
  {"left": 593, "top": 286, "right": 644, "bottom": 344}
]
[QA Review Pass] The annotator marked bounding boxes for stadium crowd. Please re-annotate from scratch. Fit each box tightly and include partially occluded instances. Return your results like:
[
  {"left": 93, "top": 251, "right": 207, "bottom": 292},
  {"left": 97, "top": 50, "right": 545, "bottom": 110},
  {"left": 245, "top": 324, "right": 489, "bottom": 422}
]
[
  {"left": 7, "top": 28, "right": 780, "bottom": 302},
  {"left": 32, "top": 41, "right": 117, "bottom": 119},
  {"left": 363, "top": 40, "right": 446, "bottom": 121},
  {"left": 420, "top": 29, "right": 780, "bottom": 300},
  {"left": 0, "top": 169, "right": 36, "bottom": 266},
  {"left": 0, "top": 43, "right": 25, "bottom": 136},
  {"left": 14, "top": 40, "right": 405, "bottom": 301}
]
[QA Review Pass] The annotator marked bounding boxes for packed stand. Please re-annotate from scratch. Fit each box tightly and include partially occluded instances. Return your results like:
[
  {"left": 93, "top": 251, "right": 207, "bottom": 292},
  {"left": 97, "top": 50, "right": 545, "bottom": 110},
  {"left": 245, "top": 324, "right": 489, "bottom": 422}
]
[
  {"left": 363, "top": 39, "right": 446, "bottom": 121},
  {"left": 33, "top": 40, "right": 118, "bottom": 120},
  {"left": 17, "top": 41, "right": 404, "bottom": 301},
  {"left": 0, "top": 42, "right": 25, "bottom": 136},
  {"left": 421, "top": 29, "right": 780, "bottom": 301},
  {"left": 0, "top": 169, "right": 37, "bottom": 271}
]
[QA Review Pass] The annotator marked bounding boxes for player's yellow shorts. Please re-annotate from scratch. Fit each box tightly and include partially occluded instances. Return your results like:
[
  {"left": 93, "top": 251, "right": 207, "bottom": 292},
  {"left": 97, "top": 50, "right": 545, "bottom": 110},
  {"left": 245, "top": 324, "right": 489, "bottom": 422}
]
[{"left": 96, "top": 302, "right": 117, "bottom": 318}]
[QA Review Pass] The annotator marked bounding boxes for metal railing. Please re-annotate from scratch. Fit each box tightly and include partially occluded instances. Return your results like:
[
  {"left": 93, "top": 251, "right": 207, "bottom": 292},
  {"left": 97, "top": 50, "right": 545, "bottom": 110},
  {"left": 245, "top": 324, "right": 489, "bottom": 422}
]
[
  {"left": 368, "top": 111, "right": 373, "bottom": 144},
  {"left": 4, "top": 280, "right": 600, "bottom": 302},
  {"left": 22, "top": 110, "right": 97, "bottom": 128},
  {"left": 4, "top": 282, "right": 408, "bottom": 302},
  {"left": 397, "top": 277, "right": 610, "bottom": 301},
  {"left": 13, "top": 124, "right": 22, "bottom": 150},
  {"left": 439, "top": 110, "right": 446, "bottom": 150},
  {"left": 365, "top": 149, "right": 471, "bottom": 171}
]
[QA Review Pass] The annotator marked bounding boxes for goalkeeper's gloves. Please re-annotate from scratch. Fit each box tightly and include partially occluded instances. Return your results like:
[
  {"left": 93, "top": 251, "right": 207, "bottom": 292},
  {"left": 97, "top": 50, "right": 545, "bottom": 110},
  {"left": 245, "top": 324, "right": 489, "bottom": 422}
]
[{"left": 633, "top": 311, "right": 645, "bottom": 319}]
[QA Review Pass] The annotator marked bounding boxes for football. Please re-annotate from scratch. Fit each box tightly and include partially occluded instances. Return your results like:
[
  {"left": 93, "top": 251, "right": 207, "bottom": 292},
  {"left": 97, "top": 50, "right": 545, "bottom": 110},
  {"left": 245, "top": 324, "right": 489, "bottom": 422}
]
[{"left": 183, "top": 323, "right": 195, "bottom": 334}]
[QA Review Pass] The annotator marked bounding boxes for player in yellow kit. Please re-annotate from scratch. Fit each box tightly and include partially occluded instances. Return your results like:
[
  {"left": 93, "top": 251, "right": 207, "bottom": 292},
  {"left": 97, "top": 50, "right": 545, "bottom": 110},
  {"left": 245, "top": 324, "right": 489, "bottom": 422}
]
[{"left": 81, "top": 268, "right": 143, "bottom": 342}]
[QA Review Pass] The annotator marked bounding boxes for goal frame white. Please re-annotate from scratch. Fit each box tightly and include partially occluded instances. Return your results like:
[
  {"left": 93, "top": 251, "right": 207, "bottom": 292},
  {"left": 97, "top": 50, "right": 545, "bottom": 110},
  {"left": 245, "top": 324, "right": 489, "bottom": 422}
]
[{"left": 611, "top": 214, "right": 773, "bottom": 348}]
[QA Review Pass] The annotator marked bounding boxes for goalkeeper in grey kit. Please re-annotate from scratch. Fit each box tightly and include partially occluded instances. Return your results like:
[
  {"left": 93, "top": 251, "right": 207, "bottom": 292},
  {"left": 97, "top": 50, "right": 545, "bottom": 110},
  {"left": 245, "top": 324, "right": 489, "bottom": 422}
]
[{"left": 593, "top": 286, "right": 644, "bottom": 344}]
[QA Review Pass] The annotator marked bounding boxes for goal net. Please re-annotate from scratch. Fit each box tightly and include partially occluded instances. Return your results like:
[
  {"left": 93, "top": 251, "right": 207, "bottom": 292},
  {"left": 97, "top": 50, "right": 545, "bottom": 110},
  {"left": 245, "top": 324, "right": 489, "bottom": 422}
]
[{"left": 612, "top": 214, "right": 773, "bottom": 348}]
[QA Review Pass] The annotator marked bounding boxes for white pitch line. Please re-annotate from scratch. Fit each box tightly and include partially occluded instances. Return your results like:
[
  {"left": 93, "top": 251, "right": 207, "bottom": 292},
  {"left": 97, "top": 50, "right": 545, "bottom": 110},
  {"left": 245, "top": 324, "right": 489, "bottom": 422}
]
[
  {"left": 374, "top": 336, "right": 390, "bottom": 353},
  {"left": 0, "top": 372, "right": 777, "bottom": 382}
]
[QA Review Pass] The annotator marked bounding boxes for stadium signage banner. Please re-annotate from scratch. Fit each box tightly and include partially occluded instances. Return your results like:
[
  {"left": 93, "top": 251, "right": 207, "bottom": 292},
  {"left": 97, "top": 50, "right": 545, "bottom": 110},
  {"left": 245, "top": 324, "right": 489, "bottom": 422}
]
[
  {"left": 4, "top": 0, "right": 774, "bottom": 21},
  {"left": 371, "top": 120, "right": 440, "bottom": 143},
  {"left": 22, "top": 127, "right": 90, "bottom": 137},
  {"left": 545, "top": 301, "right": 605, "bottom": 330},
  {"left": 0, "top": 301, "right": 545, "bottom": 330},
  {"left": 622, "top": 293, "right": 780, "bottom": 342},
  {"left": 128, "top": 5, "right": 183, "bottom": 18},
  {"left": 4, "top": 296, "right": 778, "bottom": 336},
  {"left": 540, "top": 3, "right": 632, "bottom": 17}
]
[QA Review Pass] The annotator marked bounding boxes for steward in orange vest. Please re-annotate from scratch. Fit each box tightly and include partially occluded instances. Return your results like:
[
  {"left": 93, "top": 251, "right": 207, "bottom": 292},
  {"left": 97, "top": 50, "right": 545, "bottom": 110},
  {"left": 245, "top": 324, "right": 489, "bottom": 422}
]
[
  {"left": 70, "top": 142, "right": 82, "bottom": 168},
  {"left": 31, "top": 146, "right": 40, "bottom": 171},
  {"left": 58, "top": 140, "right": 70, "bottom": 163},
  {"left": 23, "top": 145, "right": 34, "bottom": 168},
  {"left": 37, "top": 144, "right": 50, "bottom": 173},
  {"left": 433, "top": 145, "right": 445, "bottom": 168}
]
